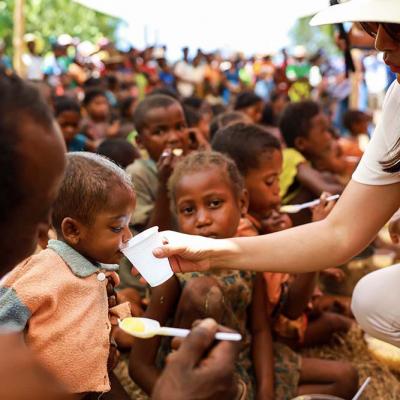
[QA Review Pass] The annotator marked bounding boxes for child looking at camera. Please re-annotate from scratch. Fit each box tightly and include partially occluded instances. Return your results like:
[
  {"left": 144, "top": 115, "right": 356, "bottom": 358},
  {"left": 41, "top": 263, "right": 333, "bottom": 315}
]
[{"left": 126, "top": 94, "right": 189, "bottom": 233}]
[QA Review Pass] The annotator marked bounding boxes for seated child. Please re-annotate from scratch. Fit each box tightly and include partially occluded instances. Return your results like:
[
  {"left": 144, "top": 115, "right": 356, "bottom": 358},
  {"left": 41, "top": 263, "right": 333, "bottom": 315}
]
[
  {"left": 0, "top": 153, "right": 136, "bottom": 399},
  {"left": 234, "top": 91, "right": 264, "bottom": 124},
  {"left": 130, "top": 151, "right": 358, "bottom": 400},
  {"left": 81, "top": 88, "right": 119, "bottom": 141},
  {"left": 279, "top": 101, "right": 344, "bottom": 224},
  {"left": 54, "top": 96, "right": 96, "bottom": 152},
  {"left": 126, "top": 94, "right": 189, "bottom": 232},
  {"left": 212, "top": 125, "right": 358, "bottom": 398}
]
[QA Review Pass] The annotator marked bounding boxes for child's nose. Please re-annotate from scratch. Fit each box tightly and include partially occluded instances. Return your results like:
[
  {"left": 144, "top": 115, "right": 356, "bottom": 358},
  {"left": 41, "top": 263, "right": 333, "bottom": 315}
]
[
  {"left": 166, "top": 129, "right": 182, "bottom": 146},
  {"left": 195, "top": 209, "right": 212, "bottom": 227},
  {"left": 122, "top": 226, "right": 133, "bottom": 242}
]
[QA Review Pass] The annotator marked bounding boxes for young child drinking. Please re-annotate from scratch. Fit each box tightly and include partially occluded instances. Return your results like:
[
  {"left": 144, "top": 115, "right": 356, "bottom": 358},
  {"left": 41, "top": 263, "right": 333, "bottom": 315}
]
[
  {"left": 126, "top": 94, "right": 189, "bottom": 232},
  {"left": 54, "top": 96, "right": 96, "bottom": 152},
  {"left": 212, "top": 124, "right": 358, "bottom": 398},
  {"left": 0, "top": 153, "right": 135, "bottom": 399},
  {"left": 130, "top": 151, "right": 358, "bottom": 400}
]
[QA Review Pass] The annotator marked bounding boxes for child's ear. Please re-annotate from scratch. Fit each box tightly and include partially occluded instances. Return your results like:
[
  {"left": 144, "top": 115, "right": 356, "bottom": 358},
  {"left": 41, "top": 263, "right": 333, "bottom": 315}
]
[
  {"left": 294, "top": 136, "right": 307, "bottom": 152},
  {"left": 239, "top": 189, "right": 249, "bottom": 217},
  {"left": 61, "top": 217, "right": 82, "bottom": 245}
]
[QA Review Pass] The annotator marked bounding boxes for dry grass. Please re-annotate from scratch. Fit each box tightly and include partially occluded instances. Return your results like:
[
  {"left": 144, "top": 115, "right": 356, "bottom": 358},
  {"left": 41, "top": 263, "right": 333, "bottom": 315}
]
[
  {"left": 301, "top": 326, "right": 400, "bottom": 400},
  {"left": 115, "top": 328, "right": 400, "bottom": 399}
]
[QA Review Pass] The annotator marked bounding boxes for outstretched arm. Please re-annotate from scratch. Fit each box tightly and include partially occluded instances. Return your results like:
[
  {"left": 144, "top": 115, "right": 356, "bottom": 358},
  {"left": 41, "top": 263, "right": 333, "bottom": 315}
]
[{"left": 155, "top": 180, "right": 400, "bottom": 273}]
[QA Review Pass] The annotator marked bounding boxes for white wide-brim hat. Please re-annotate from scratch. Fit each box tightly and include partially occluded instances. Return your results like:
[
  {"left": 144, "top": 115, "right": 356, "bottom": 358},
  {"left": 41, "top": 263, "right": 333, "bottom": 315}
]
[{"left": 311, "top": 0, "right": 400, "bottom": 26}]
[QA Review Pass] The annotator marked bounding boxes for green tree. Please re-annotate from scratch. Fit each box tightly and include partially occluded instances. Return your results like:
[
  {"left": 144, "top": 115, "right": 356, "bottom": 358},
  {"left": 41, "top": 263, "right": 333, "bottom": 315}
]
[
  {"left": 0, "top": 0, "right": 119, "bottom": 54},
  {"left": 289, "top": 16, "right": 338, "bottom": 56}
]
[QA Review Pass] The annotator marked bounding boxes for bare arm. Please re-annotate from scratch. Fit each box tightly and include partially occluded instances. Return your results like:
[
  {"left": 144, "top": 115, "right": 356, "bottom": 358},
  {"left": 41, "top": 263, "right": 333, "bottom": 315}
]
[
  {"left": 157, "top": 180, "right": 400, "bottom": 273},
  {"left": 129, "top": 276, "right": 181, "bottom": 395},
  {"left": 282, "top": 273, "right": 318, "bottom": 320},
  {"left": 297, "top": 163, "right": 343, "bottom": 196}
]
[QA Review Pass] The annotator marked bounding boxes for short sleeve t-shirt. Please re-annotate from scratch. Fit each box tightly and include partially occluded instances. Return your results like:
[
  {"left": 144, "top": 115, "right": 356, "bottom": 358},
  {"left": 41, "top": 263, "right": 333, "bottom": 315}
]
[{"left": 352, "top": 81, "right": 400, "bottom": 186}]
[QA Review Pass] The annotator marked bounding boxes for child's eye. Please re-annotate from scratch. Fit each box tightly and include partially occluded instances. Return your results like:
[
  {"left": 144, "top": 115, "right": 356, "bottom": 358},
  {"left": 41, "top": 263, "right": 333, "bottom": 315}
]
[
  {"left": 209, "top": 199, "right": 222, "bottom": 208},
  {"left": 180, "top": 206, "right": 194, "bottom": 215},
  {"left": 178, "top": 124, "right": 186, "bottom": 131},
  {"left": 110, "top": 226, "right": 123, "bottom": 233},
  {"left": 265, "top": 178, "right": 276, "bottom": 186},
  {"left": 152, "top": 127, "right": 167, "bottom": 136}
]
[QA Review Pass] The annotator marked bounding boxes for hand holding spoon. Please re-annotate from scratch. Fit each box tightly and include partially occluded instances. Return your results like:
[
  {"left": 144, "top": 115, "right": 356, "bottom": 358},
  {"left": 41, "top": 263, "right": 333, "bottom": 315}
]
[{"left": 119, "top": 317, "right": 242, "bottom": 341}]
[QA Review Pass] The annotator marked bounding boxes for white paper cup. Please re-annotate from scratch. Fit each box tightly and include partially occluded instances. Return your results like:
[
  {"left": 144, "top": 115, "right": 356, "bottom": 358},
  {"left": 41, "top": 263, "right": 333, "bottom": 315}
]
[{"left": 121, "top": 226, "right": 173, "bottom": 287}]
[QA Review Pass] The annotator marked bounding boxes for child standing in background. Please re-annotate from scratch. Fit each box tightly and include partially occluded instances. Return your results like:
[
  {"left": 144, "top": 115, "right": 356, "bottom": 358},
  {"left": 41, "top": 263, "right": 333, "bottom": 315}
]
[
  {"left": 54, "top": 96, "right": 97, "bottom": 152},
  {"left": 81, "top": 88, "right": 119, "bottom": 141}
]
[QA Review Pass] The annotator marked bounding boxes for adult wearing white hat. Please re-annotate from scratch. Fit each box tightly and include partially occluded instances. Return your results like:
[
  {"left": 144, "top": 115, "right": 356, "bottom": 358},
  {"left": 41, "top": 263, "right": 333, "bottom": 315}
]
[{"left": 154, "top": 0, "right": 400, "bottom": 348}]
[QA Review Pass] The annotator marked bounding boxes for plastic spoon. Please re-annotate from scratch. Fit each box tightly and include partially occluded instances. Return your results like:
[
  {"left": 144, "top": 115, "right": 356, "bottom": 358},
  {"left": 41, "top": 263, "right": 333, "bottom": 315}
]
[
  {"left": 280, "top": 194, "right": 340, "bottom": 214},
  {"left": 351, "top": 377, "right": 371, "bottom": 400},
  {"left": 119, "top": 317, "right": 242, "bottom": 341}
]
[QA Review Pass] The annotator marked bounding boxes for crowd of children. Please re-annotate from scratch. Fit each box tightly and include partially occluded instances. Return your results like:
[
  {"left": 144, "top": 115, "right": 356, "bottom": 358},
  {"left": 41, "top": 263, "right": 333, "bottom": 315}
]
[{"left": 0, "top": 39, "right": 395, "bottom": 398}]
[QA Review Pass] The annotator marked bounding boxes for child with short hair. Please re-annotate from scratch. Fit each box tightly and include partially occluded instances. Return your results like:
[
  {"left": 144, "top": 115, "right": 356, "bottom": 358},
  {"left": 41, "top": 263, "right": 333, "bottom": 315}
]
[
  {"left": 54, "top": 96, "right": 96, "bottom": 152},
  {"left": 130, "top": 150, "right": 357, "bottom": 400},
  {"left": 126, "top": 94, "right": 188, "bottom": 232},
  {"left": 279, "top": 101, "right": 343, "bottom": 224},
  {"left": 0, "top": 153, "right": 135, "bottom": 399},
  {"left": 212, "top": 124, "right": 358, "bottom": 398},
  {"left": 234, "top": 91, "right": 264, "bottom": 123}
]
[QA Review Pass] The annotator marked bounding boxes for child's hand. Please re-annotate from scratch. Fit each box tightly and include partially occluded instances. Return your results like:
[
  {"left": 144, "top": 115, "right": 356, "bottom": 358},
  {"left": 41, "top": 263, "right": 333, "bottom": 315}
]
[
  {"left": 311, "top": 192, "right": 336, "bottom": 222},
  {"left": 187, "top": 128, "right": 211, "bottom": 152},
  {"left": 157, "top": 148, "right": 183, "bottom": 184},
  {"left": 389, "top": 214, "right": 400, "bottom": 244},
  {"left": 260, "top": 209, "right": 292, "bottom": 233},
  {"left": 107, "top": 338, "right": 120, "bottom": 371}
]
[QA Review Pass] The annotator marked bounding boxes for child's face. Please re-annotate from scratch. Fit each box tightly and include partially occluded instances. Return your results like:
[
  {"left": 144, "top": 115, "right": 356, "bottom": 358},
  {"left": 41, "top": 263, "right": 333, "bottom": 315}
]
[
  {"left": 57, "top": 110, "right": 81, "bottom": 143},
  {"left": 67, "top": 185, "right": 135, "bottom": 264},
  {"left": 245, "top": 149, "right": 282, "bottom": 221},
  {"left": 175, "top": 167, "right": 247, "bottom": 239},
  {"left": 86, "top": 95, "right": 110, "bottom": 120},
  {"left": 138, "top": 103, "right": 188, "bottom": 162},
  {"left": 243, "top": 101, "right": 263, "bottom": 124},
  {"left": 296, "top": 113, "right": 332, "bottom": 158},
  {"left": 260, "top": 208, "right": 292, "bottom": 233}
]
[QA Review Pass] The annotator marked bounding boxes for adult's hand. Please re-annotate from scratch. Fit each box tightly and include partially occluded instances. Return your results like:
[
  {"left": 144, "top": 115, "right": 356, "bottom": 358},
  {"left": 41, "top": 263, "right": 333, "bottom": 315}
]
[
  {"left": 153, "top": 231, "right": 224, "bottom": 273},
  {"left": 152, "top": 319, "right": 240, "bottom": 400}
]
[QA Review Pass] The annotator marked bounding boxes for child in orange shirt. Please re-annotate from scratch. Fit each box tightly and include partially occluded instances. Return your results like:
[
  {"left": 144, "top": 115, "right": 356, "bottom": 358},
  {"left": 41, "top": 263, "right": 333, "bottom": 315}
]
[{"left": 0, "top": 153, "right": 135, "bottom": 399}]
